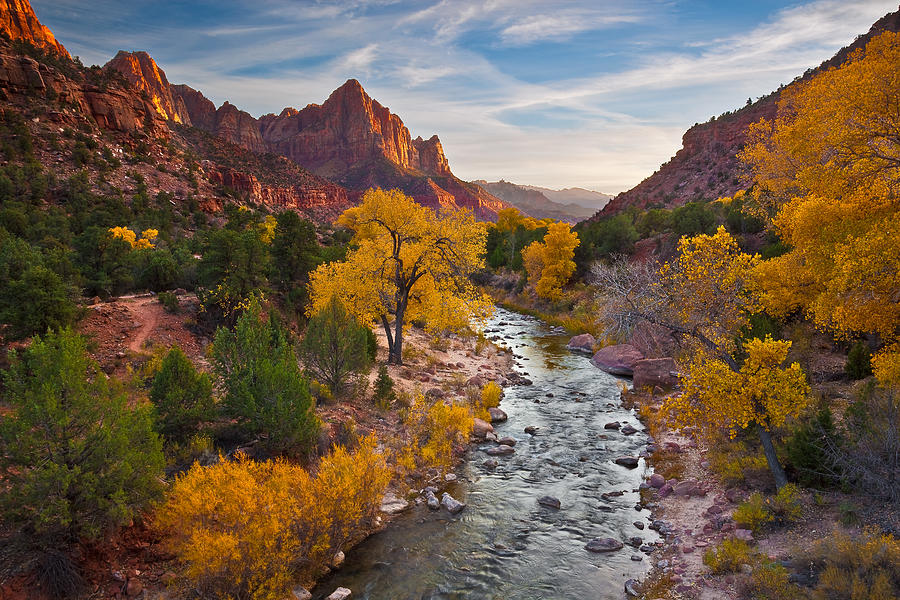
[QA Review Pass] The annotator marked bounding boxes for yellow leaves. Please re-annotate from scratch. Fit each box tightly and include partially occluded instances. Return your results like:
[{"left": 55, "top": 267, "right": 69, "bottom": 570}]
[
  {"left": 493, "top": 207, "right": 550, "bottom": 233},
  {"left": 521, "top": 221, "right": 579, "bottom": 301},
  {"left": 158, "top": 434, "right": 390, "bottom": 600},
  {"left": 665, "top": 336, "right": 810, "bottom": 438},
  {"left": 661, "top": 226, "right": 759, "bottom": 351},
  {"left": 399, "top": 393, "right": 473, "bottom": 476},
  {"left": 108, "top": 226, "right": 157, "bottom": 249},
  {"left": 259, "top": 215, "right": 277, "bottom": 244},
  {"left": 309, "top": 188, "right": 493, "bottom": 338},
  {"left": 872, "top": 346, "right": 900, "bottom": 389}
]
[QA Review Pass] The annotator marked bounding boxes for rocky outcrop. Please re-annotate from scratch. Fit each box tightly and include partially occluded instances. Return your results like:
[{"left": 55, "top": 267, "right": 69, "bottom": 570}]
[
  {"left": 0, "top": 0, "right": 69, "bottom": 59},
  {"left": 590, "top": 344, "right": 644, "bottom": 376},
  {"left": 104, "top": 51, "right": 191, "bottom": 124},
  {"left": 207, "top": 166, "right": 348, "bottom": 213},
  {"left": 598, "top": 7, "right": 900, "bottom": 217},
  {"left": 0, "top": 47, "right": 168, "bottom": 137},
  {"left": 168, "top": 85, "right": 266, "bottom": 152},
  {"left": 258, "top": 79, "right": 451, "bottom": 178}
]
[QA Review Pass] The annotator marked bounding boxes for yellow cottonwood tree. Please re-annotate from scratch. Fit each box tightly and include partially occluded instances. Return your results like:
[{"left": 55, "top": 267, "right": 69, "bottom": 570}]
[
  {"left": 666, "top": 337, "right": 809, "bottom": 487},
  {"left": 593, "top": 228, "right": 805, "bottom": 488},
  {"left": 741, "top": 30, "right": 900, "bottom": 370},
  {"left": 521, "top": 221, "right": 579, "bottom": 301},
  {"left": 308, "top": 188, "right": 492, "bottom": 364}
]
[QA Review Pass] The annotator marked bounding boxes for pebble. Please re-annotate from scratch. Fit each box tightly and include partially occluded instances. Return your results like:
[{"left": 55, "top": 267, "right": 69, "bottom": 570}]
[
  {"left": 585, "top": 537, "right": 624, "bottom": 552},
  {"left": 633, "top": 521, "right": 645, "bottom": 530}
]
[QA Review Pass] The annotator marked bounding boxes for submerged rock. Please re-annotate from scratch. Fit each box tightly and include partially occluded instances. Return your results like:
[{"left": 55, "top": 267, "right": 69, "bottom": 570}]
[
  {"left": 485, "top": 445, "right": 515, "bottom": 456},
  {"left": 585, "top": 537, "right": 624, "bottom": 552},
  {"left": 537, "top": 495, "right": 561, "bottom": 509}
]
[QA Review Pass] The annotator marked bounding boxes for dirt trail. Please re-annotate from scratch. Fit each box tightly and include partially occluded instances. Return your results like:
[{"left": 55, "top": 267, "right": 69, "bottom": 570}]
[{"left": 124, "top": 295, "right": 162, "bottom": 353}]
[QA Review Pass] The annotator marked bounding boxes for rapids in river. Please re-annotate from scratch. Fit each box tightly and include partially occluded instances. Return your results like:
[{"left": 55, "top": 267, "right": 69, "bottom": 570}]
[{"left": 313, "top": 308, "right": 658, "bottom": 599}]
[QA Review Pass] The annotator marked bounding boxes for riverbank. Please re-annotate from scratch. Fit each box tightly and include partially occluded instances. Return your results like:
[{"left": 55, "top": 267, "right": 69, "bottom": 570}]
[{"left": 627, "top": 380, "right": 900, "bottom": 600}]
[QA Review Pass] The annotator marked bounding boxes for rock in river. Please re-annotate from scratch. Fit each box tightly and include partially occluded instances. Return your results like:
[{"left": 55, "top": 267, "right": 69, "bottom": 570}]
[
  {"left": 566, "top": 333, "right": 596, "bottom": 354},
  {"left": 590, "top": 344, "right": 644, "bottom": 376},
  {"left": 424, "top": 489, "right": 440, "bottom": 510},
  {"left": 614, "top": 456, "right": 640, "bottom": 468},
  {"left": 441, "top": 492, "right": 466, "bottom": 514},
  {"left": 326, "top": 588, "right": 352, "bottom": 600},
  {"left": 488, "top": 407, "right": 508, "bottom": 423},
  {"left": 485, "top": 444, "right": 515, "bottom": 456},
  {"left": 585, "top": 537, "right": 624, "bottom": 552},
  {"left": 538, "top": 495, "right": 561, "bottom": 509}
]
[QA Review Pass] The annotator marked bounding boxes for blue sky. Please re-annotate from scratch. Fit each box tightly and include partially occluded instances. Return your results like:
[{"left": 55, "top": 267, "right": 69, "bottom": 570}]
[{"left": 34, "top": 0, "right": 898, "bottom": 193}]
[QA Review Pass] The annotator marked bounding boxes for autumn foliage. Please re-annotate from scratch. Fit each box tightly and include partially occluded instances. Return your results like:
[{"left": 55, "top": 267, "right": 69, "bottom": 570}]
[
  {"left": 309, "top": 188, "right": 492, "bottom": 364},
  {"left": 158, "top": 434, "right": 390, "bottom": 600},
  {"left": 396, "top": 392, "right": 474, "bottom": 476},
  {"left": 522, "top": 221, "right": 580, "bottom": 301},
  {"left": 741, "top": 30, "right": 900, "bottom": 383}
]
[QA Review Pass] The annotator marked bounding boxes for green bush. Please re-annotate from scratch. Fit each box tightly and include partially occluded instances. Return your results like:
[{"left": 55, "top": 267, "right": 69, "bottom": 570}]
[
  {"left": 845, "top": 341, "right": 873, "bottom": 380},
  {"left": 0, "top": 329, "right": 164, "bottom": 548},
  {"left": 741, "top": 561, "right": 803, "bottom": 600},
  {"left": 300, "top": 296, "right": 371, "bottom": 399},
  {"left": 150, "top": 346, "right": 214, "bottom": 444},
  {"left": 158, "top": 290, "right": 180, "bottom": 313},
  {"left": 373, "top": 365, "right": 395, "bottom": 409},
  {"left": 784, "top": 407, "right": 839, "bottom": 487},
  {"left": 212, "top": 300, "right": 319, "bottom": 456}
]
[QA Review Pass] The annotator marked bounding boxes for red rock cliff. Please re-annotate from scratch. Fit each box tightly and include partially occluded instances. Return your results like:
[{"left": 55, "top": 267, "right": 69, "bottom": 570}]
[
  {"left": 0, "top": 0, "right": 69, "bottom": 59},
  {"left": 169, "top": 85, "right": 265, "bottom": 153},
  {"left": 104, "top": 51, "right": 191, "bottom": 125},
  {"left": 257, "top": 79, "right": 452, "bottom": 178}
]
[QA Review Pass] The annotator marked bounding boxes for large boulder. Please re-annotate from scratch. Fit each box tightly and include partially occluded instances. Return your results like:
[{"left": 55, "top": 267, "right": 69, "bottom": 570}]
[
  {"left": 472, "top": 418, "right": 494, "bottom": 438},
  {"left": 632, "top": 358, "right": 679, "bottom": 390},
  {"left": 488, "top": 407, "right": 508, "bottom": 423},
  {"left": 590, "top": 344, "right": 644, "bottom": 376},
  {"left": 566, "top": 333, "right": 596, "bottom": 354}
]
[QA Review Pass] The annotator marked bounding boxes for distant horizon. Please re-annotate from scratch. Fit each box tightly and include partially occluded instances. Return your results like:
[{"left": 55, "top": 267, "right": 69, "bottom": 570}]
[{"left": 36, "top": 0, "right": 897, "bottom": 192}]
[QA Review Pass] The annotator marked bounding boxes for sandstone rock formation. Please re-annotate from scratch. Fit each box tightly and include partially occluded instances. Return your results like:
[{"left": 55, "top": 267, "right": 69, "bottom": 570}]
[
  {"left": 104, "top": 51, "right": 192, "bottom": 124},
  {"left": 590, "top": 344, "right": 644, "bottom": 376},
  {"left": 0, "top": 0, "right": 69, "bottom": 58},
  {"left": 0, "top": 44, "right": 168, "bottom": 137}
]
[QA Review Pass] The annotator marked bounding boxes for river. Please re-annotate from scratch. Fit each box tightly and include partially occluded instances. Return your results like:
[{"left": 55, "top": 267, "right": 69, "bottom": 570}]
[{"left": 313, "top": 308, "right": 658, "bottom": 599}]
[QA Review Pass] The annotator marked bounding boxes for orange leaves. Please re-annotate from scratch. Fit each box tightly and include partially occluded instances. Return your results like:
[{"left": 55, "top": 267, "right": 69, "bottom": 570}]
[
  {"left": 740, "top": 30, "right": 900, "bottom": 343},
  {"left": 158, "top": 434, "right": 390, "bottom": 600}
]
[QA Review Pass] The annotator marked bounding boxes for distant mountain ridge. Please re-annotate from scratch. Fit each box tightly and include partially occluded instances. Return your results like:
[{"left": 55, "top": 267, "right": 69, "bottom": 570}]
[
  {"left": 101, "top": 51, "right": 507, "bottom": 220},
  {"left": 599, "top": 6, "right": 900, "bottom": 218},
  {"left": 473, "top": 180, "right": 606, "bottom": 223}
]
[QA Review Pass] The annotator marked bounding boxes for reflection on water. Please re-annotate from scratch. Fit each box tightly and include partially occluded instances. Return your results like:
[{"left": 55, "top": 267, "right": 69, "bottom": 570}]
[{"left": 313, "top": 309, "right": 657, "bottom": 599}]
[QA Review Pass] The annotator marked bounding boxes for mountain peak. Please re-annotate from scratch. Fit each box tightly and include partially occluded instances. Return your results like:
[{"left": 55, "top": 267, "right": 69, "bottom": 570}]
[
  {"left": 105, "top": 50, "right": 192, "bottom": 125},
  {"left": 0, "top": 0, "right": 70, "bottom": 58}
]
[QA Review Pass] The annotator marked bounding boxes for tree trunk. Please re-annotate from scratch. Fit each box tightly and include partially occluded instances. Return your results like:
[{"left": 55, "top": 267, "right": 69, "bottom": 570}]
[
  {"left": 381, "top": 315, "right": 398, "bottom": 365},
  {"left": 757, "top": 424, "right": 788, "bottom": 490},
  {"left": 390, "top": 302, "right": 405, "bottom": 365}
]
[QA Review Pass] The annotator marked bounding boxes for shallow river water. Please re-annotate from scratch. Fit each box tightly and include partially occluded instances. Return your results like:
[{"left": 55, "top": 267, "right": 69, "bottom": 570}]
[{"left": 313, "top": 308, "right": 658, "bottom": 599}]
